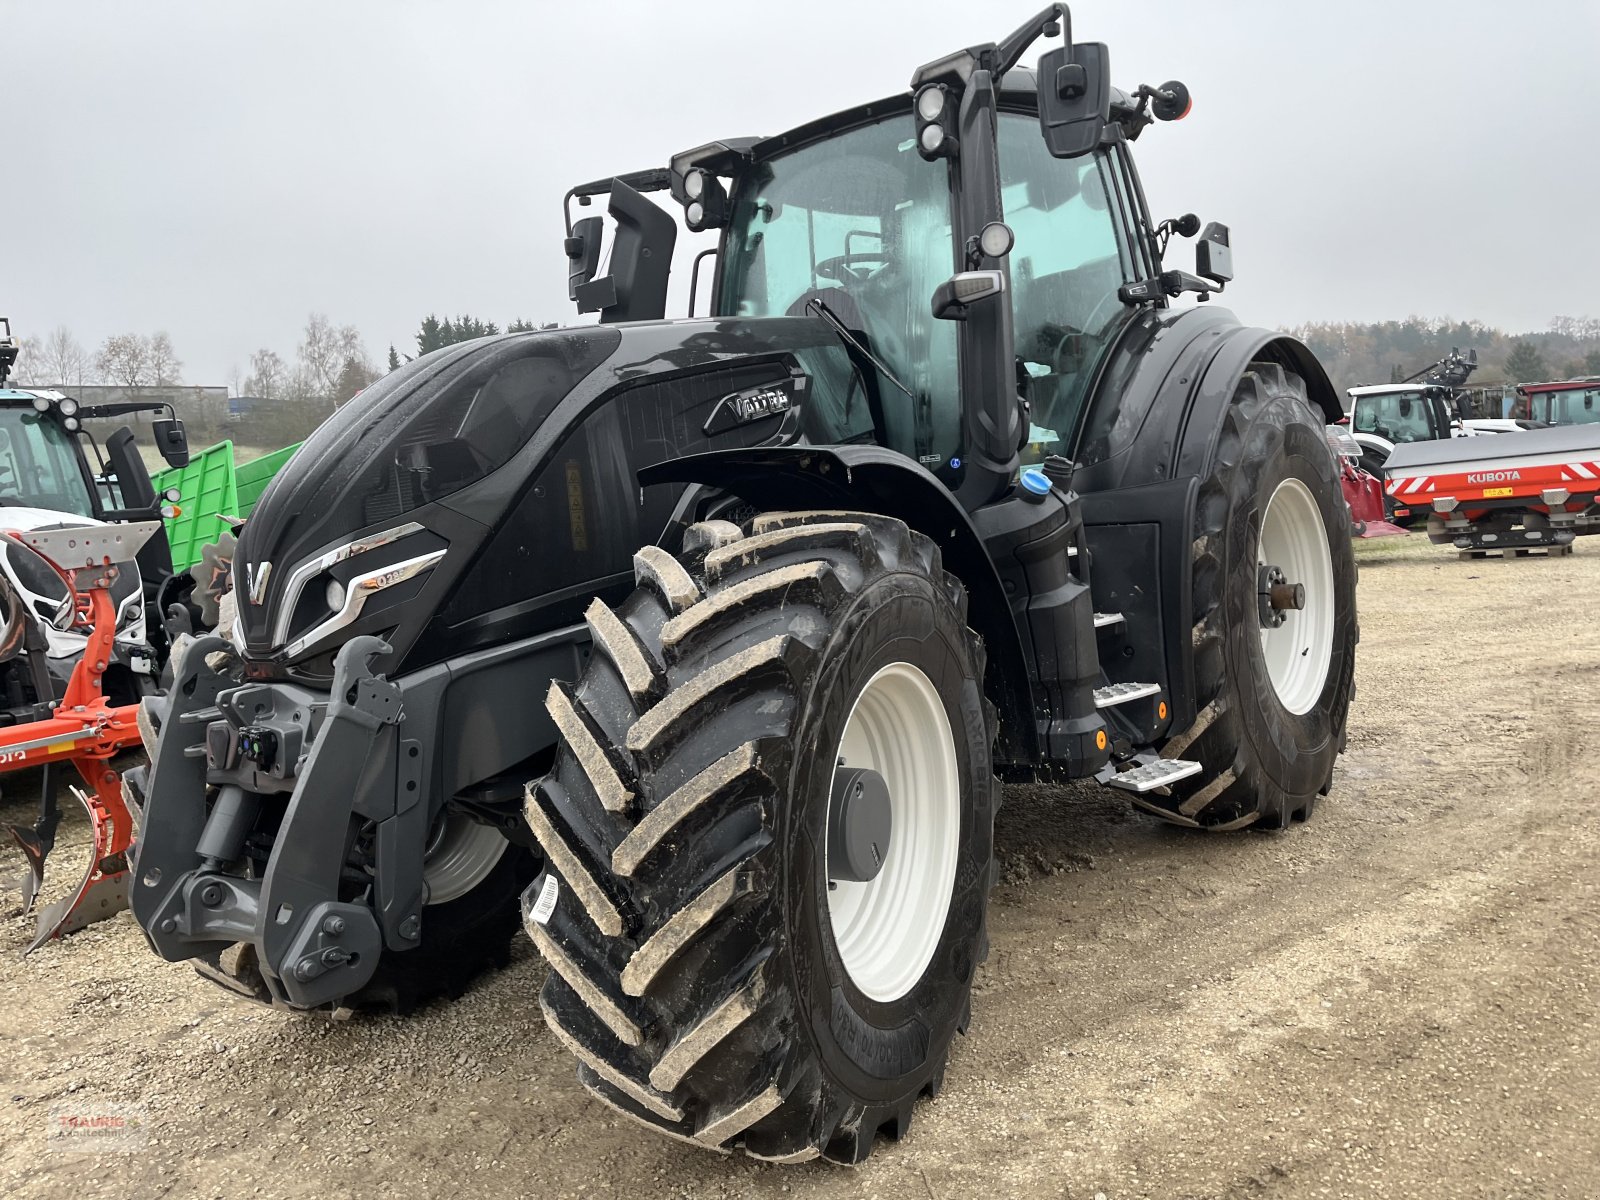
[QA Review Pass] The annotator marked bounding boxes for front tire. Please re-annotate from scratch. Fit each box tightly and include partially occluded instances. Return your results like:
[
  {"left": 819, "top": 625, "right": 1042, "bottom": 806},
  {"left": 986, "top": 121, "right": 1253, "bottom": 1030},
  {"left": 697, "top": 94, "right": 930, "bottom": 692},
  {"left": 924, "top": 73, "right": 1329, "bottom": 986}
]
[
  {"left": 344, "top": 814, "right": 534, "bottom": 1013},
  {"left": 523, "top": 512, "right": 996, "bottom": 1163},
  {"left": 1158, "top": 363, "right": 1358, "bottom": 829}
]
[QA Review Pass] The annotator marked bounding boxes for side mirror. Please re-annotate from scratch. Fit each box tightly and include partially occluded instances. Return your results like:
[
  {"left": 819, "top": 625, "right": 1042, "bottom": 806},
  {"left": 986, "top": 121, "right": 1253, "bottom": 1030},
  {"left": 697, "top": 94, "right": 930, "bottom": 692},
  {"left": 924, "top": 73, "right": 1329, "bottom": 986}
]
[
  {"left": 565, "top": 216, "right": 604, "bottom": 302},
  {"left": 1037, "top": 41, "right": 1110, "bottom": 159},
  {"left": 151, "top": 415, "right": 190, "bottom": 468},
  {"left": 574, "top": 180, "right": 677, "bottom": 324},
  {"left": 1196, "top": 221, "right": 1233, "bottom": 285},
  {"left": 931, "top": 270, "right": 1005, "bottom": 321}
]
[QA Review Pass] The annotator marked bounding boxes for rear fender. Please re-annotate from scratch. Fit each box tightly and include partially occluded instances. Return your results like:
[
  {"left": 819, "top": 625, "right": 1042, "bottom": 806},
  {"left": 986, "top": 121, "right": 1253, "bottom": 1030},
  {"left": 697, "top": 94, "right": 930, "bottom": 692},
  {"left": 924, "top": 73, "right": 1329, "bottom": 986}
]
[{"left": 639, "top": 446, "right": 1038, "bottom": 765}]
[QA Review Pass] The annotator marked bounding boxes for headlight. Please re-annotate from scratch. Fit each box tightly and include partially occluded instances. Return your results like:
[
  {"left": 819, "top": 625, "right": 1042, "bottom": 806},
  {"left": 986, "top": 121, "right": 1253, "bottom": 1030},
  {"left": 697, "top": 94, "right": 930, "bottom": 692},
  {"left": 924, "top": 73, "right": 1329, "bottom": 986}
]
[
  {"left": 5, "top": 543, "right": 67, "bottom": 602},
  {"left": 325, "top": 577, "right": 347, "bottom": 613},
  {"left": 57, "top": 397, "right": 79, "bottom": 417}
]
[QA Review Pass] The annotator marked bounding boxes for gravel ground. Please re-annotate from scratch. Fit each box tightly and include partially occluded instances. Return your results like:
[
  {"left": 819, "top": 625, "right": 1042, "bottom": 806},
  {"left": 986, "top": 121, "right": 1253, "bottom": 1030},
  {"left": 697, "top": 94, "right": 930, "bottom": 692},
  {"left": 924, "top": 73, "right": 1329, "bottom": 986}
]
[{"left": 3, "top": 533, "right": 1597, "bottom": 1198}]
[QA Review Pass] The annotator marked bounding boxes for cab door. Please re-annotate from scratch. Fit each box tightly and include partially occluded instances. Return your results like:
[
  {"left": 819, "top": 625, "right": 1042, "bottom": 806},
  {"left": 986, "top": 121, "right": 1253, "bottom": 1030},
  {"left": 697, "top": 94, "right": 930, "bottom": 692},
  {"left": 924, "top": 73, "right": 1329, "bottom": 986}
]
[{"left": 997, "top": 114, "right": 1145, "bottom": 461}]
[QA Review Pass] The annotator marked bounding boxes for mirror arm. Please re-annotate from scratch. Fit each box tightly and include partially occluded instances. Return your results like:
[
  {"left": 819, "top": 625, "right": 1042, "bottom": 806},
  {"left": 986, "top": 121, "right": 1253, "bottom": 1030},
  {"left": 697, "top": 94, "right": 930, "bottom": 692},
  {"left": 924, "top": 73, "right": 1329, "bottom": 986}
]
[
  {"left": 991, "top": 4, "right": 1070, "bottom": 76},
  {"left": 1118, "top": 270, "right": 1221, "bottom": 305}
]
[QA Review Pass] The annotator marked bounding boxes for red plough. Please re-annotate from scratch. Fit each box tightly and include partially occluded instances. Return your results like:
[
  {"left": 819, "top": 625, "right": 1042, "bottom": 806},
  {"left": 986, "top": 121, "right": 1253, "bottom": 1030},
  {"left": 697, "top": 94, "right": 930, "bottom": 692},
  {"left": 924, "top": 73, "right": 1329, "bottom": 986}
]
[
  {"left": 2, "top": 522, "right": 160, "bottom": 953},
  {"left": 1327, "top": 425, "right": 1407, "bottom": 538}
]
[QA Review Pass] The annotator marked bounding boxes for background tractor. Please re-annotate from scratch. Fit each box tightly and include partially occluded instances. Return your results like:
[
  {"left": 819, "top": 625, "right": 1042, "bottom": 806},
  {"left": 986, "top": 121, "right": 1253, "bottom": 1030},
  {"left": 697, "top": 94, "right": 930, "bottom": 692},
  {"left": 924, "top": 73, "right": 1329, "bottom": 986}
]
[
  {"left": 0, "top": 319, "right": 193, "bottom": 922},
  {"left": 1342, "top": 348, "right": 1538, "bottom": 524},
  {"left": 130, "top": 4, "right": 1356, "bottom": 1167}
]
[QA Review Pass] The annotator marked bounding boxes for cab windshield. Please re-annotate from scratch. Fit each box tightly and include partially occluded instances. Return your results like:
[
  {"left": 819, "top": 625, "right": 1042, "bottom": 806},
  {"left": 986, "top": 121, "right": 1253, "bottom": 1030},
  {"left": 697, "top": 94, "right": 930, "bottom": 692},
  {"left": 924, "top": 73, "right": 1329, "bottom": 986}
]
[
  {"left": 1352, "top": 392, "right": 1436, "bottom": 442},
  {"left": 718, "top": 116, "right": 961, "bottom": 469},
  {"left": 1544, "top": 388, "right": 1600, "bottom": 425},
  {"left": 0, "top": 408, "right": 95, "bottom": 516}
]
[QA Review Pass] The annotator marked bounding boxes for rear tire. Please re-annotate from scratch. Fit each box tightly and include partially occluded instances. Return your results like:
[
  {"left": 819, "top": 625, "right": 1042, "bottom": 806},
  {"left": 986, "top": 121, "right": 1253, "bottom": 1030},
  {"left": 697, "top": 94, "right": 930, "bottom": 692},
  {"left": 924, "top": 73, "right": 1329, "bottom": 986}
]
[
  {"left": 1158, "top": 363, "right": 1358, "bottom": 829},
  {"left": 523, "top": 512, "right": 996, "bottom": 1163}
]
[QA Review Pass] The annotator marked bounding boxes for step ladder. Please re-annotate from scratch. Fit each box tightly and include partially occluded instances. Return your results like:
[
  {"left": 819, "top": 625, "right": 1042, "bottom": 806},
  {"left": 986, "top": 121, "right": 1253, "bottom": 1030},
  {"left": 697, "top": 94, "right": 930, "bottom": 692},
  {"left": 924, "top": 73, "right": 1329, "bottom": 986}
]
[
  {"left": 1093, "top": 680, "right": 1160, "bottom": 708},
  {"left": 1102, "top": 756, "right": 1203, "bottom": 794}
]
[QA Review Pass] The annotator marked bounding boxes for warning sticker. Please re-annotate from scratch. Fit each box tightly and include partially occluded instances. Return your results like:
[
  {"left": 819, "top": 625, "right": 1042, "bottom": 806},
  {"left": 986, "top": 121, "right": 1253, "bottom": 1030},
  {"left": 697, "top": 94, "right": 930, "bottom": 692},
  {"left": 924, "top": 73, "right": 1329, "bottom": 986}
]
[
  {"left": 531, "top": 874, "right": 560, "bottom": 926},
  {"left": 1482, "top": 486, "right": 1514, "bottom": 498}
]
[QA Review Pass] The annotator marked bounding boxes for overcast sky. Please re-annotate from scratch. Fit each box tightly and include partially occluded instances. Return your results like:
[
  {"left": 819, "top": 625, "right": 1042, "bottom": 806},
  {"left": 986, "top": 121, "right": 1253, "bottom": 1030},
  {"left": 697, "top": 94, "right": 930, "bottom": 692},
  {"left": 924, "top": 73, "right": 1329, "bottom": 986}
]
[{"left": 6, "top": 0, "right": 1597, "bottom": 385}]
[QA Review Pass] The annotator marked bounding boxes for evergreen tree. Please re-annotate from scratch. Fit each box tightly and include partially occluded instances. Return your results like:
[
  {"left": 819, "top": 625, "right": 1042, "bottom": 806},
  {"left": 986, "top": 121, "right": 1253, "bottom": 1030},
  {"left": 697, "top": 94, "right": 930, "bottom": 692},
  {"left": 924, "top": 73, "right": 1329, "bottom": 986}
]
[
  {"left": 1503, "top": 339, "right": 1548, "bottom": 383},
  {"left": 387, "top": 344, "right": 401, "bottom": 372}
]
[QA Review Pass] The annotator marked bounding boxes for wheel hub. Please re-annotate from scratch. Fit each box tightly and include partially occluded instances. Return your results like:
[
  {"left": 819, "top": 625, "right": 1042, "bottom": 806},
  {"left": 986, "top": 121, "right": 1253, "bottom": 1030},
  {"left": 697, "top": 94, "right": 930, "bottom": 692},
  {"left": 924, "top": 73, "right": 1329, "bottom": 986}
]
[
  {"left": 827, "top": 765, "right": 892, "bottom": 884},
  {"left": 1257, "top": 563, "right": 1305, "bottom": 628}
]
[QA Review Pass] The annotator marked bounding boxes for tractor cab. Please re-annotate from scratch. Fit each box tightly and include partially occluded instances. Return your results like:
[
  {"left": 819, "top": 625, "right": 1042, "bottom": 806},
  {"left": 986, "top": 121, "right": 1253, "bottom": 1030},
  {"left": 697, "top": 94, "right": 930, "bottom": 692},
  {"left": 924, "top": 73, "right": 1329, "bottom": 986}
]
[
  {"left": 564, "top": 9, "right": 1234, "bottom": 510},
  {"left": 1518, "top": 380, "right": 1600, "bottom": 426},
  {"left": 1347, "top": 385, "right": 1458, "bottom": 445}
]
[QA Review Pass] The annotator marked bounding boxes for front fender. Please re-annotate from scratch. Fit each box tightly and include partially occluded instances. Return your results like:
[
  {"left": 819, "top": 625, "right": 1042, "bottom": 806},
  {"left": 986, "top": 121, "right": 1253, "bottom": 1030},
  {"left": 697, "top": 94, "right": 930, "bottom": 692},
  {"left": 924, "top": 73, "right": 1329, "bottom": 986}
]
[
  {"left": 1351, "top": 432, "right": 1395, "bottom": 459},
  {"left": 638, "top": 445, "right": 1038, "bottom": 765}
]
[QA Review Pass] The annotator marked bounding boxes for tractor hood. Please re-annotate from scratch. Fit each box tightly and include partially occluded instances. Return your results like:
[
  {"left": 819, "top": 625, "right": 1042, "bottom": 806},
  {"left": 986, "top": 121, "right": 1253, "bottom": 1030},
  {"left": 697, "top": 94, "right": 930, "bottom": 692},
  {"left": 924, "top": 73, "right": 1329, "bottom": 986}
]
[{"left": 233, "top": 316, "right": 864, "bottom": 677}]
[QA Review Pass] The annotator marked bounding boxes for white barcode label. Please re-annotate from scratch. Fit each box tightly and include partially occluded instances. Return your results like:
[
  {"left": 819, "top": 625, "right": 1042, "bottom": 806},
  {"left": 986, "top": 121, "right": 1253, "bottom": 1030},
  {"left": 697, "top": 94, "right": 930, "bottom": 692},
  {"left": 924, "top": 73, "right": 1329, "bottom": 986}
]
[{"left": 531, "top": 875, "right": 560, "bottom": 926}]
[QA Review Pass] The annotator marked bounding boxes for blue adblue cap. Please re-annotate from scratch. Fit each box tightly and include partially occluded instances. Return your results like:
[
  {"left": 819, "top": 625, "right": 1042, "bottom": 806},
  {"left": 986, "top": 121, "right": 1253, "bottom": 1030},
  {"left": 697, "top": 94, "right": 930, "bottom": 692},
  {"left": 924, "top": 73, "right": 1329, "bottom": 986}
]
[{"left": 1019, "top": 467, "right": 1051, "bottom": 496}]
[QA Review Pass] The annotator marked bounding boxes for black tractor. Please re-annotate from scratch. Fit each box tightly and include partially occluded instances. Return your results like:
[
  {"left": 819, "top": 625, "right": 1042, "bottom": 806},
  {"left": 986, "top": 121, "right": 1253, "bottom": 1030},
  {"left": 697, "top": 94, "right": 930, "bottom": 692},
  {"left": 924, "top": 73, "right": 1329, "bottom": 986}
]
[{"left": 130, "top": 4, "right": 1356, "bottom": 1167}]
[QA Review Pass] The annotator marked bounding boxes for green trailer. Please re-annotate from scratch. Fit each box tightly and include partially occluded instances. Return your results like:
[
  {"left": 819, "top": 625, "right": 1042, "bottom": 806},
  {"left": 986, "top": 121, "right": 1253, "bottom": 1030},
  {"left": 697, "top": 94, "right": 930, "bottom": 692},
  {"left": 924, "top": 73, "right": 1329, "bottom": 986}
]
[{"left": 154, "top": 440, "right": 300, "bottom": 572}]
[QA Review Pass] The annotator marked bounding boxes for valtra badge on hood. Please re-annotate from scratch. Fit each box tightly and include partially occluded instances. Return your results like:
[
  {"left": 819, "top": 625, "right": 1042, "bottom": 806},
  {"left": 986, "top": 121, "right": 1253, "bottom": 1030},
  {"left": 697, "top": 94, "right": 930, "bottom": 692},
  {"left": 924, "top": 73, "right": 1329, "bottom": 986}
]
[{"left": 247, "top": 560, "right": 272, "bottom": 605}]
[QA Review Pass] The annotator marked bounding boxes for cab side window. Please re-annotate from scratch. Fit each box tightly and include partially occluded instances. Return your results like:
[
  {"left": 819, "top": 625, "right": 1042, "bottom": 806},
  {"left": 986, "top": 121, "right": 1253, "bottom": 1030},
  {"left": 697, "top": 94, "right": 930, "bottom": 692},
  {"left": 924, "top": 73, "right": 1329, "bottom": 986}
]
[{"left": 999, "top": 116, "right": 1137, "bottom": 460}]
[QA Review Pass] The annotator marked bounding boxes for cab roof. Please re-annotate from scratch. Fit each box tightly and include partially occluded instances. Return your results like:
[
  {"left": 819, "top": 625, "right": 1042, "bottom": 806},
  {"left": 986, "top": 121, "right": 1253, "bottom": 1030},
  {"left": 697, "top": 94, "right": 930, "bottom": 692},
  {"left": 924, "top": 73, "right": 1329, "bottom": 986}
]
[
  {"left": 1345, "top": 384, "right": 1446, "bottom": 398},
  {"left": 1518, "top": 379, "right": 1600, "bottom": 394}
]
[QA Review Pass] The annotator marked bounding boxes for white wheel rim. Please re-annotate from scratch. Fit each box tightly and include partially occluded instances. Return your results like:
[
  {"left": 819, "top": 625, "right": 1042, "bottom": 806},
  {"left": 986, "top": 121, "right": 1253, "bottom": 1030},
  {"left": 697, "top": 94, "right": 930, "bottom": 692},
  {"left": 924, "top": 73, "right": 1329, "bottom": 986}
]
[
  {"left": 1257, "top": 477, "right": 1335, "bottom": 715},
  {"left": 422, "top": 812, "right": 508, "bottom": 905},
  {"left": 827, "top": 662, "right": 960, "bottom": 1003}
]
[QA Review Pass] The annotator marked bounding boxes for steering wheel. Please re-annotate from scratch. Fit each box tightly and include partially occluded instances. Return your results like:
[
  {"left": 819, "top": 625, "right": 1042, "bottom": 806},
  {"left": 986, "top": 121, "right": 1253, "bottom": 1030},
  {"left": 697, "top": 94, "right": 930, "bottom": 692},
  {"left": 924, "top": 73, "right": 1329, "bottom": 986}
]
[{"left": 815, "top": 253, "right": 890, "bottom": 286}]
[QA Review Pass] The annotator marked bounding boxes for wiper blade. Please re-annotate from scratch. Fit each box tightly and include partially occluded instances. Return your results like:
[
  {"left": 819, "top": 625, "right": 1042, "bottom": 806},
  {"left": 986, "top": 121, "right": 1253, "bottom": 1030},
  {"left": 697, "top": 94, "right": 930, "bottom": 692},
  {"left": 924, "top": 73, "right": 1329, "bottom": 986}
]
[{"left": 805, "top": 298, "right": 916, "bottom": 402}]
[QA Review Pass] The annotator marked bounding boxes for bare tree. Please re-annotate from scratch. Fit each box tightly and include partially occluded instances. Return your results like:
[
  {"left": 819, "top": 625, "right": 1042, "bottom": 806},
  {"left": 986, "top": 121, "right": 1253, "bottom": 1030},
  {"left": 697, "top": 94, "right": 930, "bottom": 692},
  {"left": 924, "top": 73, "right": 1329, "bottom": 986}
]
[
  {"left": 148, "top": 331, "right": 183, "bottom": 386},
  {"left": 95, "top": 333, "right": 151, "bottom": 391},
  {"left": 35, "top": 326, "right": 88, "bottom": 387},
  {"left": 245, "top": 348, "right": 287, "bottom": 400},
  {"left": 298, "top": 313, "right": 369, "bottom": 402}
]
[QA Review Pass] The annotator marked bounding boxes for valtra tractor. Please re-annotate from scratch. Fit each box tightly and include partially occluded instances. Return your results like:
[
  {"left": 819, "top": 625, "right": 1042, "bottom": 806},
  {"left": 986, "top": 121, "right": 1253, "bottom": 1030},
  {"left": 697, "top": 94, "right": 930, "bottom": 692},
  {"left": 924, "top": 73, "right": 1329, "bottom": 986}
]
[{"left": 130, "top": 6, "right": 1356, "bottom": 1165}]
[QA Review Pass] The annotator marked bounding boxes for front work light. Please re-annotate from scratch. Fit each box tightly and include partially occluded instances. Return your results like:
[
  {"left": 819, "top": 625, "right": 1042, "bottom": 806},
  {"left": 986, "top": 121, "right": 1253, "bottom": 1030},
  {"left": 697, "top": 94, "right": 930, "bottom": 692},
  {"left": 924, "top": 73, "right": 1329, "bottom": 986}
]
[
  {"left": 681, "top": 169, "right": 728, "bottom": 231},
  {"left": 914, "top": 84, "right": 958, "bottom": 161}
]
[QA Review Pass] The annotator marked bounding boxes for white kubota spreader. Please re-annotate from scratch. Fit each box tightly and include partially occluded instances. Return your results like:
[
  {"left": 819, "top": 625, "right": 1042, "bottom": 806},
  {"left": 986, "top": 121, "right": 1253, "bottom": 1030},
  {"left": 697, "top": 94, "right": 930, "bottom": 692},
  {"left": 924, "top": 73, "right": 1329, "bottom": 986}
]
[{"left": 1383, "top": 423, "right": 1600, "bottom": 556}]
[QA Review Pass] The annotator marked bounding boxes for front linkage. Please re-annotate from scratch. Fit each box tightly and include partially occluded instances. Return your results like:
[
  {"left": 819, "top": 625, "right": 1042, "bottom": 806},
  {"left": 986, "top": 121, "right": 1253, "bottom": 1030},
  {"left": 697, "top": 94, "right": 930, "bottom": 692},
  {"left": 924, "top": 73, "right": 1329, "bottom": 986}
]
[{"left": 131, "top": 635, "right": 423, "bottom": 1008}]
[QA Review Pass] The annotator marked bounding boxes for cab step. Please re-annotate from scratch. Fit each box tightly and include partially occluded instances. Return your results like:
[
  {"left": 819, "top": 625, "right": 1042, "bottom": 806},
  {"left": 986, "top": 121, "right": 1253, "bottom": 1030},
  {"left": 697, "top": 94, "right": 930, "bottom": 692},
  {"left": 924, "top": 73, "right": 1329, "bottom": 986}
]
[
  {"left": 1093, "top": 681, "right": 1160, "bottom": 708},
  {"left": 1093, "top": 611, "right": 1124, "bottom": 629},
  {"left": 1103, "top": 757, "right": 1204, "bottom": 793}
]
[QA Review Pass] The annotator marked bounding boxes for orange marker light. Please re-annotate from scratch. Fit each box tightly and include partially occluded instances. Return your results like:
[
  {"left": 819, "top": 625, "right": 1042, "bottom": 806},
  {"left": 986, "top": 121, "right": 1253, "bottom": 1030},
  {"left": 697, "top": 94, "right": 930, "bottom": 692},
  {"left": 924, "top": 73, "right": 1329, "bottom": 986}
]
[
  {"left": 1158, "top": 701, "right": 1168, "bottom": 720},
  {"left": 1095, "top": 729, "right": 1108, "bottom": 751}
]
